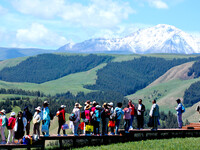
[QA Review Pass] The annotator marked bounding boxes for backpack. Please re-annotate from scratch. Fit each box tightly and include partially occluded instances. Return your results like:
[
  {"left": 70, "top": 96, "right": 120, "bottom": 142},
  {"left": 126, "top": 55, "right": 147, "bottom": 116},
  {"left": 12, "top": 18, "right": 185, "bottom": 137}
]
[
  {"left": 182, "top": 105, "right": 185, "bottom": 113},
  {"left": 110, "top": 109, "right": 119, "bottom": 121},
  {"left": 81, "top": 110, "right": 86, "bottom": 119},
  {"left": 92, "top": 111, "right": 97, "bottom": 121},
  {"left": 69, "top": 113, "right": 77, "bottom": 121}
]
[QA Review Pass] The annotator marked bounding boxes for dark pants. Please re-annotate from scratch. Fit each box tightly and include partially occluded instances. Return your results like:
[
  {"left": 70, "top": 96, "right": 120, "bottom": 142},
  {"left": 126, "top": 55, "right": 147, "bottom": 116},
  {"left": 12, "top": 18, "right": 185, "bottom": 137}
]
[
  {"left": 115, "top": 119, "right": 120, "bottom": 135},
  {"left": 33, "top": 123, "right": 40, "bottom": 136},
  {"left": 93, "top": 121, "right": 100, "bottom": 135},
  {"left": 124, "top": 119, "right": 131, "bottom": 132},
  {"left": 26, "top": 122, "right": 30, "bottom": 135},
  {"left": 137, "top": 115, "right": 144, "bottom": 129},
  {"left": 58, "top": 120, "right": 66, "bottom": 135},
  {"left": 153, "top": 116, "right": 158, "bottom": 129},
  {"left": 102, "top": 118, "right": 108, "bottom": 135}
]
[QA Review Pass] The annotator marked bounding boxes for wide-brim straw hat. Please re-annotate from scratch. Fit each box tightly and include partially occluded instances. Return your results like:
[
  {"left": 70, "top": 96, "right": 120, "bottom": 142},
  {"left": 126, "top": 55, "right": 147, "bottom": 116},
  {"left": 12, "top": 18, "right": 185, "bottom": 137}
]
[
  {"left": 35, "top": 106, "right": 41, "bottom": 112},
  {"left": 85, "top": 104, "right": 91, "bottom": 110},
  {"left": 10, "top": 112, "right": 16, "bottom": 117},
  {"left": 75, "top": 103, "right": 82, "bottom": 108},
  {"left": 43, "top": 101, "right": 49, "bottom": 105},
  {"left": 0, "top": 109, "right": 6, "bottom": 115},
  {"left": 96, "top": 105, "right": 101, "bottom": 109},
  {"left": 108, "top": 102, "right": 113, "bottom": 106},
  {"left": 61, "top": 105, "right": 66, "bottom": 108}
]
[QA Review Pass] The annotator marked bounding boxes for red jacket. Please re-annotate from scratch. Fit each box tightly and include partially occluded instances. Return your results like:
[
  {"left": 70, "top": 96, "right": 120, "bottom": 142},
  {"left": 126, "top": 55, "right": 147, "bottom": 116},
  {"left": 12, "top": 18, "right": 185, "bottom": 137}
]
[
  {"left": 8, "top": 117, "right": 16, "bottom": 129},
  {"left": 58, "top": 109, "right": 65, "bottom": 122},
  {"left": 129, "top": 104, "right": 135, "bottom": 115}
]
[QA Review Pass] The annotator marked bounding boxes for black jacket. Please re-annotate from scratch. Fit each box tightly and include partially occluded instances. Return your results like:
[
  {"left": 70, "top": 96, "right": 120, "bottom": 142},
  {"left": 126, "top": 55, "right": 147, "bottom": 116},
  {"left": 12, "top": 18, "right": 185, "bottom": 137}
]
[
  {"left": 135, "top": 104, "right": 145, "bottom": 116},
  {"left": 23, "top": 110, "right": 33, "bottom": 122}
]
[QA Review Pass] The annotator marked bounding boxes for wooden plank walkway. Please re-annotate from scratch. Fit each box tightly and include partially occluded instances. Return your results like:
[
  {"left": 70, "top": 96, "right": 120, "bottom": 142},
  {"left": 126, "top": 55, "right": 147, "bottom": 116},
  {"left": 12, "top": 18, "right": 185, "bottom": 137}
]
[{"left": 1, "top": 127, "right": 200, "bottom": 150}]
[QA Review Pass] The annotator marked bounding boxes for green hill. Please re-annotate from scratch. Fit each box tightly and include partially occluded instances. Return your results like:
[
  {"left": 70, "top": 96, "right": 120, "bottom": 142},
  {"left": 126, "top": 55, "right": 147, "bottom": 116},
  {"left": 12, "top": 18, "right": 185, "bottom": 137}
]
[{"left": 126, "top": 62, "right": 200, "bottom": 122}]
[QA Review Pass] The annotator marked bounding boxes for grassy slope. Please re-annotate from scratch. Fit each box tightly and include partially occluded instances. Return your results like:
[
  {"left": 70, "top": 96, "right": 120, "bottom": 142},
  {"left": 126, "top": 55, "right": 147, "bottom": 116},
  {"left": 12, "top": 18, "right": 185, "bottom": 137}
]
[
  {"left": 127, "top": 61, "right": 200, "bottom": 122},
  {"left": 0, "top": 94, "right": 37, "bottom": 101},
  {"left": 74, "top": 137, "right": 200, "bottom": 150},
  {"left": 0, "top": 57, "right": 28, "bottom": 71},
  {"left": 0, "top": 63, "right": 106, "bottom": 95},
  {"left": 127, "top": 79, "right": 200, "bottom": 114},
  {"left": 0, "top": 53, "right": 198, "bottom": 95}
]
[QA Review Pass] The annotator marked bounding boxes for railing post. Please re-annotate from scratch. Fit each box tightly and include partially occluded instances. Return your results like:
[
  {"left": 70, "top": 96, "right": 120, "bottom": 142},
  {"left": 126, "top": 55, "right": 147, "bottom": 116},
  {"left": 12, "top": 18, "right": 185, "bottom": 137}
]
[
  {"left": 59, "top": 139, "right": 63, "bottom": 150},
  {"left": 41, "top": 139, "right": 45, "bottom": 150}
]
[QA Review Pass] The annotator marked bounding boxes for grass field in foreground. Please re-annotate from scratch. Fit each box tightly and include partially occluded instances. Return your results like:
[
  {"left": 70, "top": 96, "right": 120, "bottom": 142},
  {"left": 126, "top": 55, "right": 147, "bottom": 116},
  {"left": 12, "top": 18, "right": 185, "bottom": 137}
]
[{"left": 74, "top": 137, "right": 200, "bottom": 150}]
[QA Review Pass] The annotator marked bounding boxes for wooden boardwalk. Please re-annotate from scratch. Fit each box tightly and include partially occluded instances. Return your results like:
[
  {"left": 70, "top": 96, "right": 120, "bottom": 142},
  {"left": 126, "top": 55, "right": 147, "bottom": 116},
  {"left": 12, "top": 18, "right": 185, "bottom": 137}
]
[{"left": 1, "top": 126, "right": 200, "bottom": 150}]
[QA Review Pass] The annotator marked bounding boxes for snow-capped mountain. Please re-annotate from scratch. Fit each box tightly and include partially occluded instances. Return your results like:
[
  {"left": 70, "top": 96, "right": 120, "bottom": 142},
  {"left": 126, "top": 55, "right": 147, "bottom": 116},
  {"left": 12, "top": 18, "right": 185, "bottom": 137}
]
[{"left": 58, "top": 24, "right": 200, "bottom": 54}]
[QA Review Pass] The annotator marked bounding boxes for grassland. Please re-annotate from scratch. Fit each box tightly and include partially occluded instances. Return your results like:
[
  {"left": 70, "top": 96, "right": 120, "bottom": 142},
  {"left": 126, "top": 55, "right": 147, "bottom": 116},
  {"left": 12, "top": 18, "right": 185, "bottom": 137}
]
[
  {"left": 0, "top": 63, "right": 107, "bottom": 95},
  {"left": 127, "top": 78, "right": 200, "bottom": 120},
  {"left": 74, "top": 137, "right": 200, "bottom": 150}
]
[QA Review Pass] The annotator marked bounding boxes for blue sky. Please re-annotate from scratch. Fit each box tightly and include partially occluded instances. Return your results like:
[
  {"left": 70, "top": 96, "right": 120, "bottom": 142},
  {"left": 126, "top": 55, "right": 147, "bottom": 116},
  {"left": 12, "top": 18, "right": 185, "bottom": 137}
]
[{"left": 0, "top": 0, "right": 199, "bottom": 49}]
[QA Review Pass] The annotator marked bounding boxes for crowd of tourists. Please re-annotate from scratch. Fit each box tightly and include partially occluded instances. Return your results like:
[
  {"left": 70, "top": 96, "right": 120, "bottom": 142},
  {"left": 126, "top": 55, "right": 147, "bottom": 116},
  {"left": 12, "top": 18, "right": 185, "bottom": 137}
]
[{"left": 0, "top": 99, "right": 186, "bottom": 144}]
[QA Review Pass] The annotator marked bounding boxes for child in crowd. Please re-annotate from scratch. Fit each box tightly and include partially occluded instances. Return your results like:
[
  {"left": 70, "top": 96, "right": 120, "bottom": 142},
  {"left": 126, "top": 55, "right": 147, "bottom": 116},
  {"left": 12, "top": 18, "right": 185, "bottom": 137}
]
[
  {"left": 7, "top": 112, "right": 16, "bottom": 144},
  {"left": 33, "top": 106, "right": 41, "bottom": 137},
  {"left": 0, "top": 109, "right": 7, "bottom": 144}
]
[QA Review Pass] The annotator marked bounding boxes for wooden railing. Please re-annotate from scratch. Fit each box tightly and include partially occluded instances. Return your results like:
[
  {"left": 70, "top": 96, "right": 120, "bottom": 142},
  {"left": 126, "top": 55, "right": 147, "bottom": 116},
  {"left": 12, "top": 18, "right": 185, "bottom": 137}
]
[{"left": 1, "top": 127, "right": 200, "bottom": 150}]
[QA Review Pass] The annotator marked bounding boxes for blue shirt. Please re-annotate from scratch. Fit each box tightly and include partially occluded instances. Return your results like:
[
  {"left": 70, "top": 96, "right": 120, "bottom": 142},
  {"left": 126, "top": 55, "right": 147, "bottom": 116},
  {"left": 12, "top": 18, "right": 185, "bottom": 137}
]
[
  {"left": 95, "top": 110, "right": 101, "bottom": 122},
  {"left": 114, "top": 107, "right": 124, "bottom": 120},
  {"left": 176, "top": 103, "right": 183, "bottom": 115}
]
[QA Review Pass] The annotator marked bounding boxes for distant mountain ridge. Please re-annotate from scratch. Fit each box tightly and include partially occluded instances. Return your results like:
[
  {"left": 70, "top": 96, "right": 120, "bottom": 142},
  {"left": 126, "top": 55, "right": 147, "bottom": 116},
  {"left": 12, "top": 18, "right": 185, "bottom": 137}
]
[
  {"left": 0, "top": 47, "right": 53, "bottom": 60},
  {"left": 58, "top": 24, "right": 200, "bottom": 54}
]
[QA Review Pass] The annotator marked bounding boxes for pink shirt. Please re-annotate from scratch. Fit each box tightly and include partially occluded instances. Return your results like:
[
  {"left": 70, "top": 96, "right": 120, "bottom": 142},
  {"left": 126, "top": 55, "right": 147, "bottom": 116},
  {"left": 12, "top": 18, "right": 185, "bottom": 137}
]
[
  {"left": 123, "top": 108, "right": 132, "bottom": 120},
  {"left": 85, "top": 110, "right": 91, "bottom": 121}
]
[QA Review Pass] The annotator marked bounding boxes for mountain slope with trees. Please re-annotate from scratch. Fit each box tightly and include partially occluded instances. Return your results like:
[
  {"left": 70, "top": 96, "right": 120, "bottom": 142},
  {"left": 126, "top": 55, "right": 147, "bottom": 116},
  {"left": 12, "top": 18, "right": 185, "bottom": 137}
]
[
  {"left": 85, "top": 56, "right": 200, "bottom": 96},
  {"left": 0, "top": 54, "right": 113, "bottom": 83}
]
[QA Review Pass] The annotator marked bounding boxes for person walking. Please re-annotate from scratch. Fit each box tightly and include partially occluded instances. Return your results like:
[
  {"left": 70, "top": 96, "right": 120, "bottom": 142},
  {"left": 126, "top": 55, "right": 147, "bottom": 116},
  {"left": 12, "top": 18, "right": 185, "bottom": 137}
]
[
  {"left": 14, "top": 111, "right": 27, "bottom": 144},
  {"left": 149, "top": 100, "right": 159, "bottom": 131},
  {"left": 123, "top": 105, "right": 132, "bottom": 133},
  {"left": 114, "top": 102, "right": 124, "bottom": 135},
  {"left": 42, "top": 101, "right": 50, "bottom": 136},
  {"left": 7, "top": 112, "right": 16, "bottom": 144},
  {"left": 136, "top": 99, "right": 145, "bottom": 130},
  {"left": 128, "top": 100, "right": 135, "bottom": 129},
  {"left": 0, "top": 109, "right": 7, "bottom": 144},
  {"left": 33, "top": 106, "right": 41, "bottom": 137},
  {"left": 23, "top": 106, "right": 33, "bottom": 135},
  {"left": 72, "top": 103, "right": 81, "bottom": 136},
  {"left": 57, "top": 105, "right": 67, "bottom": 136},
  {"left": 175, "top": 99, "right": 184, "bottom": 129}
]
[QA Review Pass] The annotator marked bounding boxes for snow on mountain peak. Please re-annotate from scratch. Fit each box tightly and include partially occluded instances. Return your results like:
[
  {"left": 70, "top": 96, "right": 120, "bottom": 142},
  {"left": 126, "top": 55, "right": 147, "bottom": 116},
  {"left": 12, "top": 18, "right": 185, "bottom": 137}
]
[{"left": 58, "top": 24, "right": 200, "bottom": 54}]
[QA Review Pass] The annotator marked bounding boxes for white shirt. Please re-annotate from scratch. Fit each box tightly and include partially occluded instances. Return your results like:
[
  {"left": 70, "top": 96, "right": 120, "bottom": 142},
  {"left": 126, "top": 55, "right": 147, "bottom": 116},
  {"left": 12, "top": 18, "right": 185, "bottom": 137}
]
[{"left": 137, "top": 104, "right": 142, "bottom": 115}]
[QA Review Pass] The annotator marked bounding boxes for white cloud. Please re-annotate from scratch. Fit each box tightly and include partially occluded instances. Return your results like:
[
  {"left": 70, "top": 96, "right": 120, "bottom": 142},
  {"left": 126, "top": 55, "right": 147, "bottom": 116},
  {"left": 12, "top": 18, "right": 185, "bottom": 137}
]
[
  {"left": 12, "top": 0, "right": 134, "bottom": 28},
  {"left": 138, "top": 0, "right": 168, "bottom": 9},
  {"left": 16, "top": 23, "right": 68, "bottom": 48},
  {"left": 149, "top": 0, "right": 168, "bottom": 9},
  {"left": 0, "top": 5, "right": 8, "bottom": 15}
]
